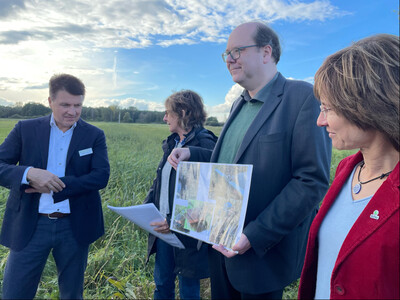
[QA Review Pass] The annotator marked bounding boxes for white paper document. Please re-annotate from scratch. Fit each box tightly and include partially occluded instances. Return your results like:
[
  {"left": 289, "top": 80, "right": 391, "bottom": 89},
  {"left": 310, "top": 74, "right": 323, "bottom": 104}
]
[
  {"left": 170, "top": 162, "right": 253, "bottom": 250},
  {"left": 108, "top": 203, "right": 185, "bottom": 249}
]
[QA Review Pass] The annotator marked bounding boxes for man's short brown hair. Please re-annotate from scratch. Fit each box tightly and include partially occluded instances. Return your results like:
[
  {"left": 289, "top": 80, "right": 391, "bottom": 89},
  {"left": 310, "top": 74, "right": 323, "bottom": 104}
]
[{"left": 49, "top": 74, "right": 85, "bottom": 100}]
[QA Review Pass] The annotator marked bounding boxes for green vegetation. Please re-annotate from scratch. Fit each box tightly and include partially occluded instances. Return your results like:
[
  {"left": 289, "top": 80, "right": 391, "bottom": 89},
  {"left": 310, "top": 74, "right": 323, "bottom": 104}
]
[
  {"left": 0, "top": 103, "right": 223, "bottom": 126},
  {"left": 0, "top": 103, "right": 165, "bottom": 124},
  {"left": 0, "top": 119, "right": 355, "bottom": 299}
]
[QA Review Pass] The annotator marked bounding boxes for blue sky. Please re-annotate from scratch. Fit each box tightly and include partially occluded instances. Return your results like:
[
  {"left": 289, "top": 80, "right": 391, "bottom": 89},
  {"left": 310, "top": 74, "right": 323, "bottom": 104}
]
[{"left": 0, "top": 0, "right": 398, "bottom": 121}]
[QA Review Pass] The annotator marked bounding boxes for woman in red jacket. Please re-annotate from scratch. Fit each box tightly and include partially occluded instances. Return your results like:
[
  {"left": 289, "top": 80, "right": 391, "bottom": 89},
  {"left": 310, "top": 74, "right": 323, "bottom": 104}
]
[{"left": 298, "top": 34, "right": 399, "bottom": 299}]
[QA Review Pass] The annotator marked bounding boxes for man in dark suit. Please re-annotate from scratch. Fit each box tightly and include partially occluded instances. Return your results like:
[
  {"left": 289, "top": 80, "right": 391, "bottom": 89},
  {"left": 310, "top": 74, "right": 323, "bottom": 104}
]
[
  {"left": 168, "top": 22, "right": 332, "bottom": 299},
  {"left": 0, "top": 74, "right": 110, "bottom": 299}
]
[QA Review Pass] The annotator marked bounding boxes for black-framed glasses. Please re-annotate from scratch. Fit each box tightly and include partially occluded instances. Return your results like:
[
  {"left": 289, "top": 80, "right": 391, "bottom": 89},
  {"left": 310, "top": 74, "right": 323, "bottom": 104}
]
[{"left": 222, "top": 45, "right": 258, "bottom": 62}]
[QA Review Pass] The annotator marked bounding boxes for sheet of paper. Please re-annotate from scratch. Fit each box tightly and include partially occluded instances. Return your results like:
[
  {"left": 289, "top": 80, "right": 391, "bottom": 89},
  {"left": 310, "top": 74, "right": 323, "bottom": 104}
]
[
  {"left": 170, "top": 162, "right": 253, "bottom": 250},
  {"left": 108, "top": 203, "right": 185, "bottom": 249}
]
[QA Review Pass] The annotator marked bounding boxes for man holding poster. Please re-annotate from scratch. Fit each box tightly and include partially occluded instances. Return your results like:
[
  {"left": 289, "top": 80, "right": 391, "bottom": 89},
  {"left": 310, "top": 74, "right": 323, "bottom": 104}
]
[{"left": 168, "top": 22, "right": 331, "bottom": 299}]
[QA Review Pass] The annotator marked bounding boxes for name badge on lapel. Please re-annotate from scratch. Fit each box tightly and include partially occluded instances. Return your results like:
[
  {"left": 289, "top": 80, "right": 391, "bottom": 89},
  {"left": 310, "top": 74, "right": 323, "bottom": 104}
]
[{"left": 79, "top": 148, "right": 93, "bottom": 157}]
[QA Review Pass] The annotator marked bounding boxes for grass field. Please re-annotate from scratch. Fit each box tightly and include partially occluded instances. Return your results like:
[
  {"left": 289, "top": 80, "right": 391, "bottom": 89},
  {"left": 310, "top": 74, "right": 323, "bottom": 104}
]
[{"left": 0, "top": 119, "right": 355, "bottom": 299}]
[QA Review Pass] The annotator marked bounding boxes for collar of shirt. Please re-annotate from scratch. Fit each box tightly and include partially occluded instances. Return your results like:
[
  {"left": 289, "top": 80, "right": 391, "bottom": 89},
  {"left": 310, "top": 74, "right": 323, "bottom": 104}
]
[
  {"left": 174, "top": 135, "right": 187, "bottom": 147},
  {"left": 242, "top": 72, "right": 279, "bottom": 103},
  {"left": 173, "top": 126, "right": 199, "bottom": 147}
]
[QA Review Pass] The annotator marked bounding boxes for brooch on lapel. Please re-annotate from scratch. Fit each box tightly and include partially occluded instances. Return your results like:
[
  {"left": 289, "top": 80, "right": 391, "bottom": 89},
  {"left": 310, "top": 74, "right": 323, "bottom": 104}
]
[{"left": 369, "top": 210, "right": 379, "bottom": 220}]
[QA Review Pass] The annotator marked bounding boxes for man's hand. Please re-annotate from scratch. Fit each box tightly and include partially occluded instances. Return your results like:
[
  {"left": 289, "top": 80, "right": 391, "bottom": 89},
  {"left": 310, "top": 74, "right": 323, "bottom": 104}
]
[
  {"left": 212, "top": 233, "right": 252, "bottom": 258},
  {"left": 25, "top": 168, "right": 66, "bottom": 194},
  {"left": 168, "top": 148, "right": 191, "bottom": 170},
  {"left": 150, "top": 219, "right": 170, "bottom": 234}
]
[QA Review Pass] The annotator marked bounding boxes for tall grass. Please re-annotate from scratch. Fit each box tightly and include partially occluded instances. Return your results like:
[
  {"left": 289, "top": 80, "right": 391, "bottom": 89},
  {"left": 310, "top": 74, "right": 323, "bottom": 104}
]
[{"left": 0, "top": 119, "right": 354, "bottom": 299}]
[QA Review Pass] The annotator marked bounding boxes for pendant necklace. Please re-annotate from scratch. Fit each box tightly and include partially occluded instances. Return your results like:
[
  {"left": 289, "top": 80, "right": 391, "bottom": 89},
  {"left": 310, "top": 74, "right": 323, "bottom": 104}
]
[{"left": 353, "top": 161, "right": 393, "bottom": 194}]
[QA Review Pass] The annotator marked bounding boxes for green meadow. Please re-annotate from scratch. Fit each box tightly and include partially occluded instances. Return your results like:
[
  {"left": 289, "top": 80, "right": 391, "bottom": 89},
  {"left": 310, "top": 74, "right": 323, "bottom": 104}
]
[{"left": 0, "top": 119, "right": 355, "bottom": 299}]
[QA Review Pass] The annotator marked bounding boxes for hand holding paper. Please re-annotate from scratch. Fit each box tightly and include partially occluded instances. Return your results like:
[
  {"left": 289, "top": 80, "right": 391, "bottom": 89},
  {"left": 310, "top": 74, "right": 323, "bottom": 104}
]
[
  {"left": 108, "top": 204, "right": 185, "bottom": 249},
  {"left": 151, "top": 219, "right": 171, "bottom": 234}
]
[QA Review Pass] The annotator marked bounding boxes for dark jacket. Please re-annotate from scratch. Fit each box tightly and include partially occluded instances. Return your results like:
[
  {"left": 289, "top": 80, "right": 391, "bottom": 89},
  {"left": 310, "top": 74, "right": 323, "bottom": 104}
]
[
  {"left": 0, "top": 116, "right": 110, "bottom": 251},
  {"left": 144, "top": 126, "right": 217, "bottom": 279},
  {"left": 190, "top": 73, "right": 332, "bottom": 293}
]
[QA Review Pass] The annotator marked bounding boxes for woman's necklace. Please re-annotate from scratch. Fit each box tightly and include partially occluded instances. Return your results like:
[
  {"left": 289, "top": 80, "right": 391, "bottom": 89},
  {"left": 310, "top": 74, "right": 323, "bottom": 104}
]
[{"left": 353, "top": 161, "right": 393, "bottom": 194}]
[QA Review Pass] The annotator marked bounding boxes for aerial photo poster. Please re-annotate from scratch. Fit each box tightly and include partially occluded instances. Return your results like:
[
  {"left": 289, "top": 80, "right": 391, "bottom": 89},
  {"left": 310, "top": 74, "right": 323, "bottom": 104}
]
[{"left": 170, "top": 162, "right": 253, "bottom": 250}]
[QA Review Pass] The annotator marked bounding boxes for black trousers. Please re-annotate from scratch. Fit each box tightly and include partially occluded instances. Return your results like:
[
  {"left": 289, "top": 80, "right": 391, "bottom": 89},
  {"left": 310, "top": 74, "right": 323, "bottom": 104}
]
[{"left": 208, "top": 246, "right": 283, "bottom": 300}]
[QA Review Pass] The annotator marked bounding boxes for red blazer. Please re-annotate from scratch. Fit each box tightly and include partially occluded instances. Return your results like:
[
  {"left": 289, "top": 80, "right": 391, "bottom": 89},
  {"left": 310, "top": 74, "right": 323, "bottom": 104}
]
[{"left": 298, "top": 152, "right": 400, "bottom": 299}]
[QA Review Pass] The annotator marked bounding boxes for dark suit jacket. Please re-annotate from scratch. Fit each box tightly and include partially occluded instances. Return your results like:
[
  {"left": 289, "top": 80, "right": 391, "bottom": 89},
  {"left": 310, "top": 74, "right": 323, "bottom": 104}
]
[
  {"left": 190, "top": 73, "right": 332, "bottom": 294},
  {"left": 0, "top": 115, "right": 110, "bottom": 251}
]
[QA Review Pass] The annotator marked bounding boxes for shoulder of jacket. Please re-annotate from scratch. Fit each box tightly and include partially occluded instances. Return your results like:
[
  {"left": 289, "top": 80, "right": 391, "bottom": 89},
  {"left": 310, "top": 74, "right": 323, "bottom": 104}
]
[
  {"left": 284, "top": 79, "right": 313, "bottom": 95},
  {"left": 162, "top": 133, "right": 178, "bottom": 150},
  {"left": 15, "top": 116, "right": 49, "bottom": 132},
  {"left": 20, "top": 115, "right": 49, "bottom": 124},
  {"left": 193, "top": 127, "right": 217, "bottom": 142},
  {"left": 77, "top": 118, "right": 99, "bottom": 130}
]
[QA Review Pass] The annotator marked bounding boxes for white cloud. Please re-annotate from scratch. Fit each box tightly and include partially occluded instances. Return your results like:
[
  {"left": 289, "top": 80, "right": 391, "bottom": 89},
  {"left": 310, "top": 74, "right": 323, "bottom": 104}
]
[
  {"left": 0, "top": 0, "right": 342, "bottom": 58},
  {"left": 287, "top": 76, "right": 315, "bottom": 84},
  {"left": 86, "top": 83, "right": 241, "bottom": 121},
  {"left": 158, "top": 38, "right": 197, "bottom": 47},
  {"left": 0, "top": 0, "right": 341, "bottom": 48},
  {"left": 302, "top": 76, "right": 315, "bottom": 84},
  {"left": 207, "top": 83, "right": 244, "bottom": 122},
  {"left": 207, "top": 76, "right": 316, "bottom": 122},
  {"left": 84, "top": 97, "right": 165, "bottom": 111},
  {"left": 0, "top": 0, "right": 342, "bottom": 109},
  {"left": 0, "top": 97, "right": 15, "bottom": 106}
]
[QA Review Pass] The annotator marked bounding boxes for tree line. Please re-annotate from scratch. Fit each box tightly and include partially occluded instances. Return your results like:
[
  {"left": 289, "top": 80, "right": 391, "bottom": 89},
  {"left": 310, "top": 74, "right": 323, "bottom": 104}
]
[{"left": 0, "top": 102, "right": 222, "bottom": 126}]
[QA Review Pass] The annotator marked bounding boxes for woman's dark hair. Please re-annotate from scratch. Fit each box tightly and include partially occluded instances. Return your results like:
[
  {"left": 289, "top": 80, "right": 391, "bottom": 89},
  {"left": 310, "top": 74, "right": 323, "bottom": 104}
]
[{"left": 165, "top": 90, "right": 207, "bottom": 131}]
